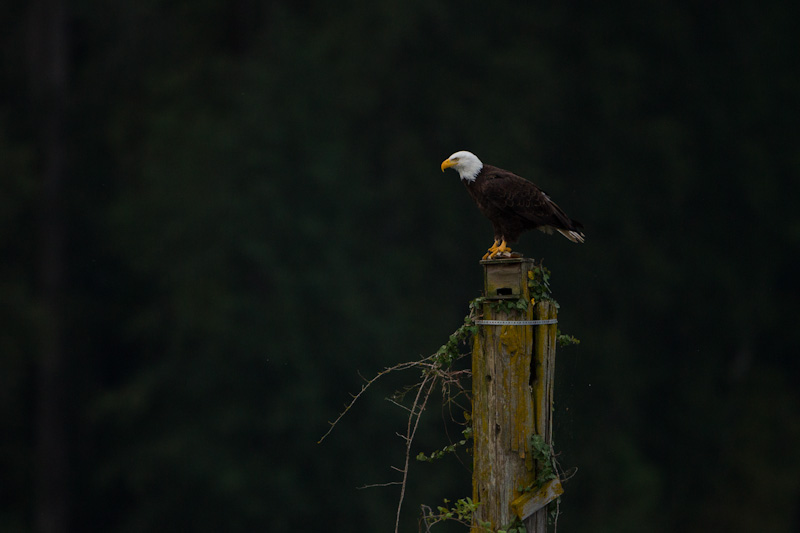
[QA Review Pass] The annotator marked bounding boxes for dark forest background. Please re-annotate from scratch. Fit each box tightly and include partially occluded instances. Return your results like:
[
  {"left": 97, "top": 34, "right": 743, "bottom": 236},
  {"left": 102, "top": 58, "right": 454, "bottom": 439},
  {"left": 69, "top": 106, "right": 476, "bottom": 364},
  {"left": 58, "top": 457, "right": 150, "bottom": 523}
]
[{"left": 3, "top": 1, "right": 799, "bottom": 532}]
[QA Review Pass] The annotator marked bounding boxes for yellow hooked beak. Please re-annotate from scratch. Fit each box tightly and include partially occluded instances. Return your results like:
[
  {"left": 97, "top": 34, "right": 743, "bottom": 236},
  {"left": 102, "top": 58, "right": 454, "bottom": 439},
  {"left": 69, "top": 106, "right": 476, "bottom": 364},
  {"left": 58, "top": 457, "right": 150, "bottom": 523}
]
[{"left": 441, "top": 158, "right": 456, "bottom": 172}]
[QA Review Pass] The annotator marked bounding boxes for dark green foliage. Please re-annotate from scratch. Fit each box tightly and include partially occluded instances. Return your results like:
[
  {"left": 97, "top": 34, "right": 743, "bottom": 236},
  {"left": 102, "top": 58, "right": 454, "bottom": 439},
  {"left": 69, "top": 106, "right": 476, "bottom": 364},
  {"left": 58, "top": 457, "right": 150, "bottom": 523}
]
[
  {"left": 529, "top": 434, "right": 557, "bottom": 489},
  {"left": 417, "top": 426, "right": 472, "bottom": 463},
  {"left": 3, "top": 1, "right": 800, "bottom": 532},
  {"left": 434, "top": 306, "right": 479, "bottom": 367},
  {"left": 527, "top": 263, "right": 557, "bottom": 308},
  {"left": 517, "top": 434, "right": 561, "bottom": 526},
  {"left": 481, "top": 296, "right": 531, "bottom": 316},
  {"left": 556, "top": 331, "right": 580, "bottom": 347},
  {"left": 422, "top": 496, "right": 482, "bottom": 530},
  {"left": 500, "top": 518, "right": 527, "bottom": 533}
]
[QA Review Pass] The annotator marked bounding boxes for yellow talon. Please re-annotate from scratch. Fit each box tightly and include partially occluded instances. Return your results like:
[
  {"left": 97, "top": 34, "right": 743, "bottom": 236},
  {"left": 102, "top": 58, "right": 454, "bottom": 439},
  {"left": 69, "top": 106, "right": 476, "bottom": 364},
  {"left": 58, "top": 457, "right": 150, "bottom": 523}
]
[
  {"left": 485, "top": 239, "right": 512, "bottom": 260},
  {"left": 482, "top": 239, "right": 501, "bottom": 260}
]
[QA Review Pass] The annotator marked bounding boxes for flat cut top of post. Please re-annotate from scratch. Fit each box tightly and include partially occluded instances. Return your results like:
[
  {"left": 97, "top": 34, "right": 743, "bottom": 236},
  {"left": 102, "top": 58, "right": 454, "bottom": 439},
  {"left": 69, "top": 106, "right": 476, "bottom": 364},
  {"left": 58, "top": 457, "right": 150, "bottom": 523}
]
[{"left": 479, "top": 258, "right": 536, "bottom": 266}]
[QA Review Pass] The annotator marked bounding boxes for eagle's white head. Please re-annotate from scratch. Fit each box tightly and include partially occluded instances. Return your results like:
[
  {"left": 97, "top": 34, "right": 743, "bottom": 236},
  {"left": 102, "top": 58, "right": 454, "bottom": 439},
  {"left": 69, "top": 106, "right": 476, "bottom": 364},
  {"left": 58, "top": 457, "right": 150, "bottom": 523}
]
[{"left": 441, "top": 150, "right": 483, "bottom": 182}]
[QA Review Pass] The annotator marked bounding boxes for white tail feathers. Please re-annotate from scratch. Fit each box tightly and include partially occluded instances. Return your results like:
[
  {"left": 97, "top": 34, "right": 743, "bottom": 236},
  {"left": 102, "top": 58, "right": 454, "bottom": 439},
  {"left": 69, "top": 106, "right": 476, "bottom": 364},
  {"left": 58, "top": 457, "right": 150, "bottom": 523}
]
[{"left": 557, "top": 229, "right": 585, "bottom": 243}]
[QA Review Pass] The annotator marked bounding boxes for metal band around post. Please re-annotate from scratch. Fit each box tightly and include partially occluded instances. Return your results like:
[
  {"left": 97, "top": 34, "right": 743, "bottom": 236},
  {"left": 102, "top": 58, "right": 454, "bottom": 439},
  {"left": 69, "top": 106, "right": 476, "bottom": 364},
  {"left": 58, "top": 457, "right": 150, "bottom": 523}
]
[{"left": 474, "top": 319, "right": 558, "bottom": 326}]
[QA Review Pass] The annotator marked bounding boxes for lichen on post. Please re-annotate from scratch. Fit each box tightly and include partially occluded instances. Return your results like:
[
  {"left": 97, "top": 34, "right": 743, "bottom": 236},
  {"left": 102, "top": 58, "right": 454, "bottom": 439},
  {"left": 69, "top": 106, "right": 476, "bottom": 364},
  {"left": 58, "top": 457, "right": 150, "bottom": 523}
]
[{"left": 472, "top": 258, "right": 561, "bottom": 532}]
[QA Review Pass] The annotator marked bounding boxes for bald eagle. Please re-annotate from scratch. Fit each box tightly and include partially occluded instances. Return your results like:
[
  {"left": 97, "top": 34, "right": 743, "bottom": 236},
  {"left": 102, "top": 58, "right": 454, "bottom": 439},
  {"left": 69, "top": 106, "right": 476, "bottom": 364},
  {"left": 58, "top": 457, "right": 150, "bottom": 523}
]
[{"left": 441, "top": 151, "right": 584, "bottom": 260}]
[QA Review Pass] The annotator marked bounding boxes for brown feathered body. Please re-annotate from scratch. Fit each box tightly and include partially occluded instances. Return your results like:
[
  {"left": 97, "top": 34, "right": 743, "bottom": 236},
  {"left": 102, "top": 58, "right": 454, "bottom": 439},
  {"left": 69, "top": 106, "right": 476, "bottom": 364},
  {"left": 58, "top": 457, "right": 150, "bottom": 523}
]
[{"left": 463, "top": 164, "right": 584, "bottom": 244}]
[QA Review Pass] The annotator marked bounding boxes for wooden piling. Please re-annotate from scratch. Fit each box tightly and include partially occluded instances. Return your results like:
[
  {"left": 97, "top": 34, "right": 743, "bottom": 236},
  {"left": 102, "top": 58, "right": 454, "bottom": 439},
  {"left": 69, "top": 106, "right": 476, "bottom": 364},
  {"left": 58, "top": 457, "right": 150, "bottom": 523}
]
[{"left": 472, "top": 258, "right": 562, "bottom": 532}]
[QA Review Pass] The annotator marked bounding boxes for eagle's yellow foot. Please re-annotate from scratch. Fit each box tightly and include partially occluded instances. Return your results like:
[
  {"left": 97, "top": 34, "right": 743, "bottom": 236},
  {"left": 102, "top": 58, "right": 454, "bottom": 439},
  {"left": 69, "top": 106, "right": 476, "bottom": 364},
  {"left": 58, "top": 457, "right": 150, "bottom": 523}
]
[
  {"left": 485, "top": 240, "right": 512, "bottom": 260},
  {"left": 482, "top": 240, "right": 501, "bottom": 260}
]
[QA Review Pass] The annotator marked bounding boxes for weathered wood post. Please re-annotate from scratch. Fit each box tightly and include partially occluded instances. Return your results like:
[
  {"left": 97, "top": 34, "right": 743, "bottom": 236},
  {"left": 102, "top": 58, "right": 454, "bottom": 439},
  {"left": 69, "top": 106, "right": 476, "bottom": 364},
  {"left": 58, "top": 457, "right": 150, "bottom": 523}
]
[{"left": 472, "top": 258, "right": 563, "bottom": 532}]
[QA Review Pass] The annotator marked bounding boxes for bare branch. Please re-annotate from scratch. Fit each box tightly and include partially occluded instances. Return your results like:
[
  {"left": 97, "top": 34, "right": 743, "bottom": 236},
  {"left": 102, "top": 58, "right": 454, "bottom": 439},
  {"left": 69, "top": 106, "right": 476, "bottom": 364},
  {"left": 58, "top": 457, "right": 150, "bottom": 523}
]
[
  {"left": 318, "top": 302, "right": 482, "bottom": 530},
  {"left": 394, "top": 373, "right": 437, "bottom": 533},
  {"left": 318, "top": 358, "right": 427, "bottom": 444},
  {"left": 357, "top": 481, "right": 403, "bottom": 490}
]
